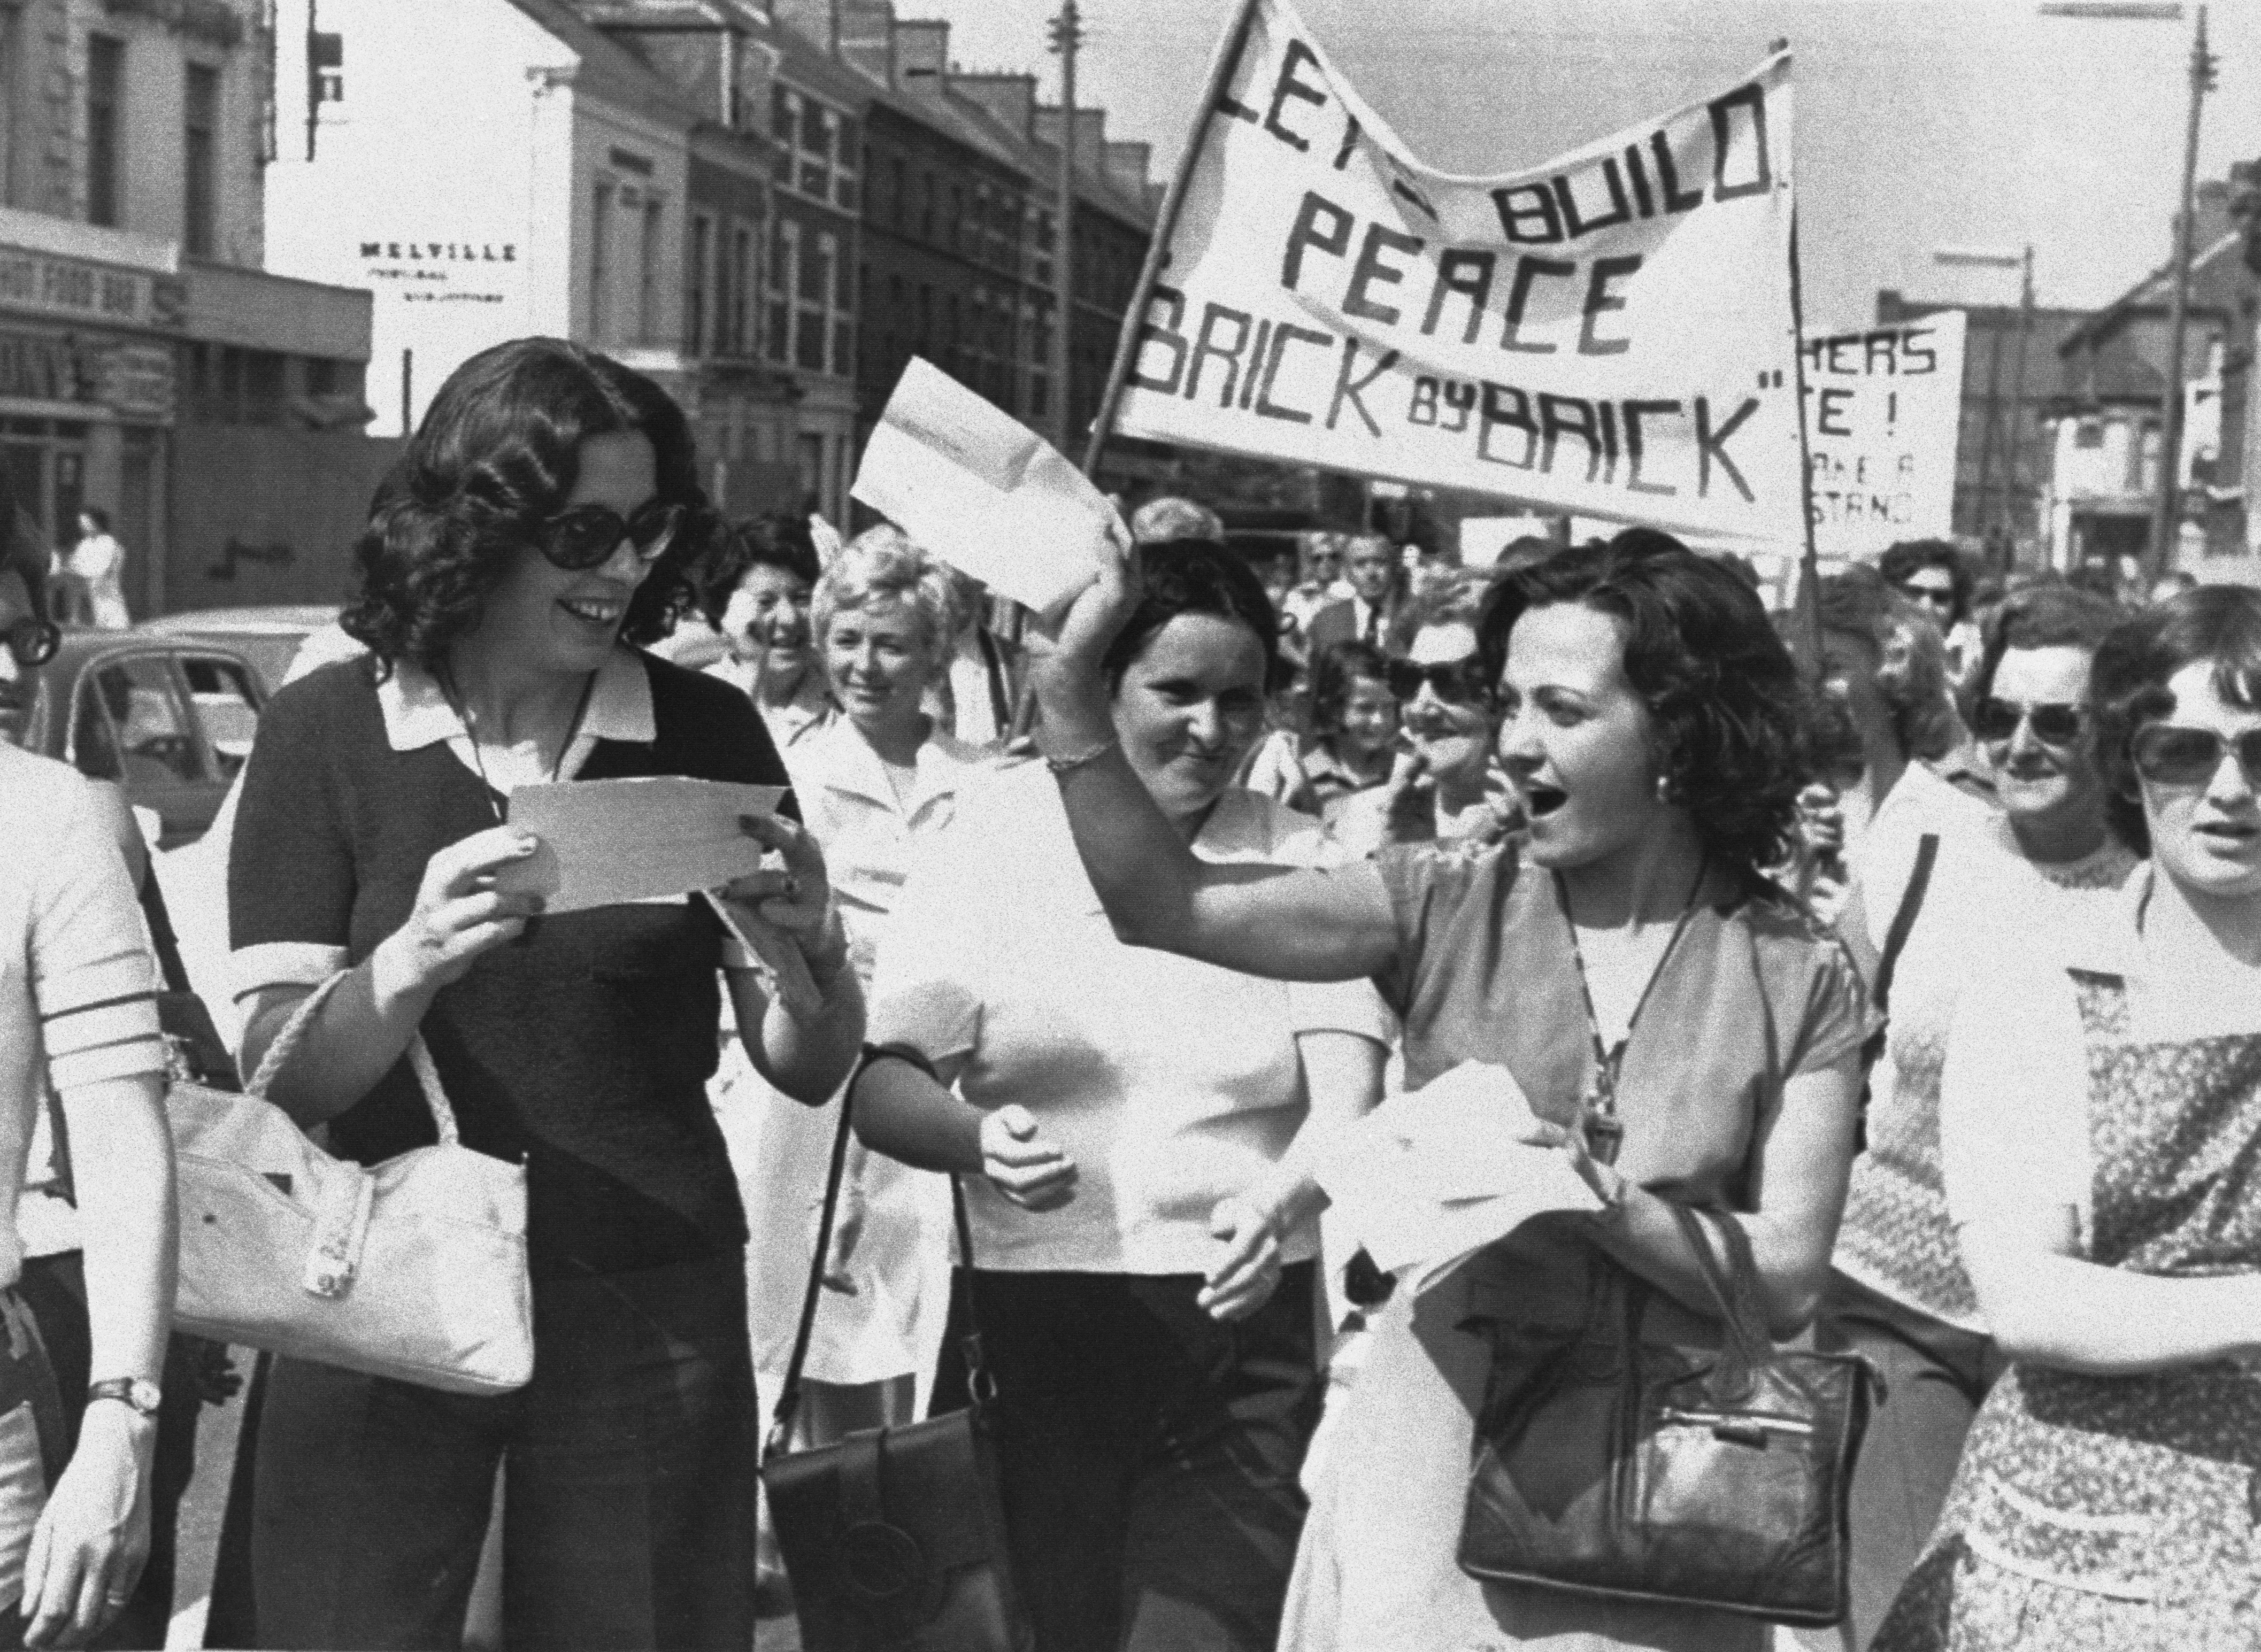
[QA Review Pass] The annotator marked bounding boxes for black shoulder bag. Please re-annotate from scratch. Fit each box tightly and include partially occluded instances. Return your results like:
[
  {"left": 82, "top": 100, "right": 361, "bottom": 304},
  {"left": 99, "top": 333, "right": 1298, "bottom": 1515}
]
[
  {"left": 762, "top": 1045, "right": 1033, "bottom": 1652},
  {"left": 1458, "top": 1204, "right": 1875, "bottom": 1626}
]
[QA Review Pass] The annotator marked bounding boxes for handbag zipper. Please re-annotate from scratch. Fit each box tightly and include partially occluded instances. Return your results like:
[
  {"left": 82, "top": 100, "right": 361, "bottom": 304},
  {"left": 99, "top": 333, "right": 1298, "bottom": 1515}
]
[{"left": 1657, "top": 1407, "right": 1816, "bottom": 1445}]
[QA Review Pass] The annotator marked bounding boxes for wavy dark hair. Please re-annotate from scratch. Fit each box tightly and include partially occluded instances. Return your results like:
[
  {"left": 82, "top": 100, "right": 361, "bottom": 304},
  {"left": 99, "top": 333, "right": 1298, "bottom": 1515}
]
[
  {"left": 2091, "top": 584, "right": 2261, "bottom": 856},
  {"left": 1478, "top": 528, "right": 1805, "bottom": 876},
  {"left": 1105, "top": 538, "right": 1283, "bottom": 693},
  {"left": 340, "top": 337, "right": 717, "bottom": 672},
  {"left": 1970, "top": 581, "right": 2121, "bottom": 708},
  {"left": 1312, "top": 639, "right": 1390, "bottom": 733},
  {"left": 1879, "top": 538, "right": 1972, "bottom": 626},
  {"left": 692, "top": 512, "right": 821, "bottom": 630}
]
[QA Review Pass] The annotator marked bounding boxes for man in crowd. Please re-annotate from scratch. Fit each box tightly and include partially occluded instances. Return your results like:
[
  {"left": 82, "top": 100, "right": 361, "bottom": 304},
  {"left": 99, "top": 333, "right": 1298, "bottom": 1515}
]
[{"left": 1305, "top": 534, "right": 1408, "bottom": 661}]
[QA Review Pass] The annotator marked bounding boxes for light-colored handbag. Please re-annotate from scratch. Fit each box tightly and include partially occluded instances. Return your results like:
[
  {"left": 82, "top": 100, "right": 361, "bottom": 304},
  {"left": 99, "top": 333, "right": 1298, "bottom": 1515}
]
[{"left": 166, "top": 974, "right": 534, "bottom": 1395}]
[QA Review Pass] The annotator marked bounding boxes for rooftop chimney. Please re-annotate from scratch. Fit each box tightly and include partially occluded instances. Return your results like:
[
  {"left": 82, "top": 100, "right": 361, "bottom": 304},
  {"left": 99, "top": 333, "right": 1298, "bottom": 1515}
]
[
  {"left": 837, "top": 0, "right": 894, "bottom": 80},
  {"left": 1034, "top": 104, "right": 1104, "bottom": 167},
  {"left": 953, "top": 71, "right": 1036, "bottom": 139},
  {"left": 768, "top": 0, "right": 833, "bottom": 50},
  {"left": 1102, "top": 139, "right": 1150, "bottom": 200},
  {"left": 894, "top": 17, "right": 947, "bottom": 95}
]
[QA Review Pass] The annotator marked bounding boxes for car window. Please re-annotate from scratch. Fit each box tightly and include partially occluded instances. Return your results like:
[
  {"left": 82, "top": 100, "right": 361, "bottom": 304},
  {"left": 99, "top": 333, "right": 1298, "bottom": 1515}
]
[
  {"left": 180, "top": 654, "right": 259, "bottom": 779},
  {"left": 76, "top": 657, "right": 200, "bottom": 788}
]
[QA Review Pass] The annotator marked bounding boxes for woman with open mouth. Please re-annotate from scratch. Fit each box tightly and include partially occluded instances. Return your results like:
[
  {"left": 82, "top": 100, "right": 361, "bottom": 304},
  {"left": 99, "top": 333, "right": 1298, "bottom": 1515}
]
[
  {"left": 1873, "top": 584, "right": 2261, "bottom": 1650},
  {"left": 704, "top": 513, "right": 836, "bottom": 759},
  {"left": 1025, "top": 526, "right": 1868, "bottom": 1652}
]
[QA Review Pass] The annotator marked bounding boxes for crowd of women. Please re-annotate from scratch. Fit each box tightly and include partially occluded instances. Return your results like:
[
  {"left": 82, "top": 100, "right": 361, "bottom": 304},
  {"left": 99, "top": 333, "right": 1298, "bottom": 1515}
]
[{"left": 6, "top": 333, "right": 2261, "bottom": 1652}]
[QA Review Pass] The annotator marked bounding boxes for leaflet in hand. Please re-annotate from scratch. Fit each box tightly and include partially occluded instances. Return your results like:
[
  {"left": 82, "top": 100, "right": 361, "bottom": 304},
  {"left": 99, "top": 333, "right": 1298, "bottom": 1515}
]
[
  {"left": 495, "top": 777, "right": 789, "bottom": 913},
  {"left": 850, "top": 357, "right": 1118, "bottom": 615},
  {"left": 1312, "top": 1061, "right": 1602, "bottom": 1296}
]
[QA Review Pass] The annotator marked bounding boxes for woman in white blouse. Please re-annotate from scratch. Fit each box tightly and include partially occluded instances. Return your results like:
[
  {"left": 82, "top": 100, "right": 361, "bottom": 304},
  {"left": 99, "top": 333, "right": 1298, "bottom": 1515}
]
[
  {"left": 850, "top": 539, "right": 1391, "bottom": 1652},
  {"left": 1877, "top": 584, "right": 2261, "bottom": 1649},
  {"left": 741, "top": 525, "right": 987, "bottom": 1447}
]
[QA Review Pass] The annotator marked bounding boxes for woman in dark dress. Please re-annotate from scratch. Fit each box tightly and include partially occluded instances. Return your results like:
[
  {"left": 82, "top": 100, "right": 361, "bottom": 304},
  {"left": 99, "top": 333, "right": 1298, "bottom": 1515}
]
[{"left": 225, "top": 338, "right": 864, "bottom": 1650}]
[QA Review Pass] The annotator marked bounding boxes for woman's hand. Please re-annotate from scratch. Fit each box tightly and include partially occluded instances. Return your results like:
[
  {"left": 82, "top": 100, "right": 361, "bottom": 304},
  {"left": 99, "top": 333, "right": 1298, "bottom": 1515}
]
[
  {"left": 1201, "top": 1193, "right": 1286, "bottom": 1322},
  {"left": 976, "top": 1106, "right": 1077, "bottom": 1211},
  {"left": 370, "top": 825, "right": 545, "bottom": 1006},
  {"left": 716, "top": 813, "right": 850, "bottom": 1022},
  {"left": 1513, "top": 1103, "right": 1625, "bottom": 1211},
  {"left": 1024, "top": 515, "right": 1140, "bottom": 749},
  {"left": 22, "top": 1407, "right": 151, "bottom": 1649},
  {"left": 1379, "top": 744, "right": 1437, "bottom": 845}
]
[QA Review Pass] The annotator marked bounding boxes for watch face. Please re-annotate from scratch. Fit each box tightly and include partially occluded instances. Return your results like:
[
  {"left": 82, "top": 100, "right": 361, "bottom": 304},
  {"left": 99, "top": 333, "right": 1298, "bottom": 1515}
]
[{"left": 128, "top": 1380, "right": 161, "bottom": 1415}]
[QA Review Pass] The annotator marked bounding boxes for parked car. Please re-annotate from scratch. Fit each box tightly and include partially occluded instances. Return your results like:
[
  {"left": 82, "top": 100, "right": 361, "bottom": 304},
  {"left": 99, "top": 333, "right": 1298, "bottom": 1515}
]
[
  {"left": 20, "top": 629, "right": 265, "bottom": 848},
  {"left": 140, "top": 604, "right": 341, "bottom": 697}
]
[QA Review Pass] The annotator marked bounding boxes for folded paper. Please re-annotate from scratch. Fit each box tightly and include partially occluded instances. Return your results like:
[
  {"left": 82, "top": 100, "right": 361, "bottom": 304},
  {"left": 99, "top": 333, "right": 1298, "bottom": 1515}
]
[{"left": 495, "top": 777, "right": 789, "bottom": 914}]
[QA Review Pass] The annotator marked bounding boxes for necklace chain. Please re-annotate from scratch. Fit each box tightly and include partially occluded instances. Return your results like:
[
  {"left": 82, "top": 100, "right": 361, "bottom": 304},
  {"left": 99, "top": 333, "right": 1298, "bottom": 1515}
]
[{"left": 440, "top": 666, "right": 598, "bottom": 824}]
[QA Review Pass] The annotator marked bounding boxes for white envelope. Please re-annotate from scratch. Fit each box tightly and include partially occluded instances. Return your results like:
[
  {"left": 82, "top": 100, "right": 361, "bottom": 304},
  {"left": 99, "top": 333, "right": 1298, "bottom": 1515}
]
[
  {"left": 850, "top": 357, "right": 1118, "bottom": 615},
  {"left": 493, "top": 777, "right": 789, "bottom": 914}
]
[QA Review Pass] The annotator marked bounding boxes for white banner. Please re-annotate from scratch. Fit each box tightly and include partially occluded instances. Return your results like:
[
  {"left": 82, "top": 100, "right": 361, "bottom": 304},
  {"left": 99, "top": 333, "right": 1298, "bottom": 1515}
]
[
  {"left": 1111, "top": 0, "right": 1804, "bottom": 542},
  {"left": 1803, "top": 311, "right": 1967, "bottom": 561}
]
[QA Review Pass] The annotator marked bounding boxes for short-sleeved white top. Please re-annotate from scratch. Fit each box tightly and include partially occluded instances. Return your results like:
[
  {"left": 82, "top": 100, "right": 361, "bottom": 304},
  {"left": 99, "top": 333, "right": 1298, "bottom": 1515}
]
[
  {"left": 868, "top": 760, "right": 1394, "bottom": 1276},
  {"left": 1939, "top": 866, "right": 2261, "bottom": 1245}
]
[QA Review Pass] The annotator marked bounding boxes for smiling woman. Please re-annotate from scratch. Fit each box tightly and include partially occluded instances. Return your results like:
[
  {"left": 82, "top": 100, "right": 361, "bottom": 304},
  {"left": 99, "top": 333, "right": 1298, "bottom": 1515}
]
[
  {"left": 1024, "top": 526, "right": 1870, "bottom": 1651},
  {"left": 224, "top": 336, "right": 865, "bottom": 1651}
]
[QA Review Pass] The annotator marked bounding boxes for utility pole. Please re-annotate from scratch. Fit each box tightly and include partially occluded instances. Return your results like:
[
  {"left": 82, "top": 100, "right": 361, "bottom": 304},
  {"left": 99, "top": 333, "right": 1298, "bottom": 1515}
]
[
  {"left": 2001, "top": 244, "right": 2036, "bottom": 558},
  {"left": 2149, "top": 3, "right": 2217, "bottom": 582},
  {"left": 1048, "top": 1, "right": 1082, "bottom": 453}
]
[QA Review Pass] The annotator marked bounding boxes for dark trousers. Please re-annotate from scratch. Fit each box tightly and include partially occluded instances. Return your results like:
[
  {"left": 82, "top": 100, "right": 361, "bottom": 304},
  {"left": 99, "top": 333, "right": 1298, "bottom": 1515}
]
[
  {"left": 931, "top": 1262, "right": 1322, "bottom": 1652},
  {"left": 250, "top": 1248, "right": 758, "bottom": 1652},
  {"left": 1805, "top": 1270, "right": 2006, "bottom": 1652}
]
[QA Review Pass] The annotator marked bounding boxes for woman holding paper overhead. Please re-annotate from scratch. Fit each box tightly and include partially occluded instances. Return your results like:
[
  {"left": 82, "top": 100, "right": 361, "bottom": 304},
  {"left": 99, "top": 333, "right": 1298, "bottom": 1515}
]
[
  {"left": 849, "top": 538, "right": 1393, "bottom": 1652},
  {"left": 1023, "top": 527, "right": 1869, "bottom": 1652},
  {"left": 225, "top": 337, "right": 864, "bottom": 1651}
]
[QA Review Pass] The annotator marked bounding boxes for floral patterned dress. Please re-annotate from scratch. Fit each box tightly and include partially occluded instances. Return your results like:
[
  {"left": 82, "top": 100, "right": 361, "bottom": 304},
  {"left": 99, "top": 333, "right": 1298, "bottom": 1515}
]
[{"left": 1874, "top": 965, "right": 2261, "bottom": 1649}]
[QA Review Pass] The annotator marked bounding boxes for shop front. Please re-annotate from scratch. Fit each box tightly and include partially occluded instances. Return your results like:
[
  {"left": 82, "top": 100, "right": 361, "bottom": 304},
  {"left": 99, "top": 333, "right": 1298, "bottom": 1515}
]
[{"left": 0, "top": 211, "right": 181, "bottom": 615}]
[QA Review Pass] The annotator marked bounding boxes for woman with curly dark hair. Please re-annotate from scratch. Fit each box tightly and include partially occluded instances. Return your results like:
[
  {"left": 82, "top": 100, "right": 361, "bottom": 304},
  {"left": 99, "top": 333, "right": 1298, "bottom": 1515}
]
[
  {"left": 226, "top": 336, "right": 865, "bottom": 1650},
  {"left": 1021, "top": 526, "right": 1870, "bottom": 1652}
]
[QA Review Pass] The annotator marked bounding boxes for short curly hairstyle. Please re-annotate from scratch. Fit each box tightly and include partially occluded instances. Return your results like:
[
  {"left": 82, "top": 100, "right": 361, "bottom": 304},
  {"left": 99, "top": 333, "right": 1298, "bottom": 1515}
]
[
  {"left": 811, "top": 524, "right": 956, "bottom": 675},
  {"left": 2091, "top": 584, "right": 2261, "bottom": 856},
  {"left": 1311, "top": 639, "right": 1390, "bottom": 734},
  {"left": 1879, "top": 538, "right": 1973, "bottom": 626},
  {"left": 1969, "top": 582, "right": 2122, "bottom": 708},
  {"left": 1478, "top": 529, "right": 1806, "bottom": 876},
  {"left": 692, "top": 513, "right": 822, "bottom": 630},
  {"left": 1105, "top": 539, "right": 1283, "bottom": 694},
  {"left": 1387, "top": 566, "right": 1490, "bottom": 656},
  {"left": 340, "top": 337, "right": 718, "bottom": 673},
  {"left": 1813, "top": 564, "right": 1958, "bottom": 764}
]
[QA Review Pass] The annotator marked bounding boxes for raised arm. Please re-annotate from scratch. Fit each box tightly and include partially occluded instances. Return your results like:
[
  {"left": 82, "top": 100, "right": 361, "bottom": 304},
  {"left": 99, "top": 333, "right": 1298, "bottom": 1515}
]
[{"left": 1028, "top": 531, "right": 1397, "bottom": 984}]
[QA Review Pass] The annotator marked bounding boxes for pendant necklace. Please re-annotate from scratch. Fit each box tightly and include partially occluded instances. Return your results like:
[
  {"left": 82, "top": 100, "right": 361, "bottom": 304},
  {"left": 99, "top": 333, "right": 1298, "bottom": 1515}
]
[
  {"left": 1554, "top": 858, "right": 1708, "bottom": 1167},
  {"left": 439, "top": 665, "right": 598, "bottom": 826}
]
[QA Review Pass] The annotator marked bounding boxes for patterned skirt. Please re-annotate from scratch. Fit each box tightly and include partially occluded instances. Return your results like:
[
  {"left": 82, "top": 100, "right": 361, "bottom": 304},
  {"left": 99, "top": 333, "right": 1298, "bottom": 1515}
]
[{"left": 1873, "top": 1362, "right": 2261, "bottom": 1650}]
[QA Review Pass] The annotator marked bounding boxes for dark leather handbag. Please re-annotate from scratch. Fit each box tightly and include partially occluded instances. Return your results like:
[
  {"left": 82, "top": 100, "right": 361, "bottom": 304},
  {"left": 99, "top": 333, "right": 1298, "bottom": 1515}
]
[
  {"left": 1457, "top": 1203, "right": 1875, "bottom": 1627},
  {"left": 762, "top": 1049, "right": 1033, "bottom": 1652}
]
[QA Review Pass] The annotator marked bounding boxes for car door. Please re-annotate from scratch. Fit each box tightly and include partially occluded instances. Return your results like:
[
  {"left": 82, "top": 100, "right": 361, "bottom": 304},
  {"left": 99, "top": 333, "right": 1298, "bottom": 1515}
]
[
  {"left": 176, "top": 651, "right": 263, "bottom": 788},
  {"left": 69, "top": 650, "right": 216, "bottom": 848}
]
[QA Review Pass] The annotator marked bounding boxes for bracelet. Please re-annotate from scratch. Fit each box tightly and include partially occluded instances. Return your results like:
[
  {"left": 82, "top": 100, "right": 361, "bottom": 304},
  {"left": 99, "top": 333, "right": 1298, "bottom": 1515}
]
[
  {"left": 1591, "top": 1162, "right": 1634, "bottom": 1219},
  {"left": 1042, "top": 734, "right": 1119, "bottom": 777}
]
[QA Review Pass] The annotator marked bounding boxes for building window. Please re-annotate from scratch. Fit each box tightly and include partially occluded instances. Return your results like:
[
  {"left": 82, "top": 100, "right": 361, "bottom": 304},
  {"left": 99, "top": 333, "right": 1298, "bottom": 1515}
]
[
  {"left": 767, "top": 219, "right": 795, "bottom": 365},
  {"left": 590, "top": 181, "right": 614, "bottom": 341},
  {"left": 311, "top": 30, "right": 343, "bottom": 102},
  {"left": 184, "top": 64, "right": 219, "bottom": 258},
  {"left": 796, "top": 231, "right": 833, "bottom": 374},
  {"left": 733, "top": 221, "right": 756, "bottom": 355},
  {"left": 835, "top": 124, "right": 859, "bottom": 212},
  {"left": 771, "top": 87, "right": 795, "bottom": 184},
  {"left": 686, "top": 212, "right": 712, "bottom": 356},
  {"left": 0, "top": 9, "right": 21, "bottom": 207},
  {"left": 921, "top": 172, "right": 935, "bottom": 241},
  {"left": 86, "top": 35, "right": 124, "bottom": 227},
  {"left": 636, "top": 195, "right": 663, "bottom": 342},
  {"left": 2074, "top": 418, "right": 2104, "bottom": 450},
  {"left": 890, "top": 157, "right": 906, "bottom": 229}
]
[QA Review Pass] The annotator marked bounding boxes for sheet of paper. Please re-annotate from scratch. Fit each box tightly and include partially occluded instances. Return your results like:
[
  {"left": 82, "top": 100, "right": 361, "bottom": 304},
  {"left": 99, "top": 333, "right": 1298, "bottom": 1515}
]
[
  {"left": 850, "top": 357, "right": 1117, "bottom": 614},
  {"left": 493, "top": 777, "right": 788, "bottom": 914},
  {"left": 1313, "top": 1061, "right": 1603, "bottom": 1296}
]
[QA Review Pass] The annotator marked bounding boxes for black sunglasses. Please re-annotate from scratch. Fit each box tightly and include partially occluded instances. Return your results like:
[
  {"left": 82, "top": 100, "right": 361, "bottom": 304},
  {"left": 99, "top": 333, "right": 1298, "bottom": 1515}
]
[
  {"left": 2129, "top": 723, "right": 2261, "bottom": 790},
  {"left": 1898, "top": 581, "right": 1956, "bottom": 609},
  {"left": 1973, "top": 697, "right": 2086, "bottom": 747},
  {"left": 1384, "top": 654, "right": 1493, "bottom": 706},
  {"left": 2, "top": 617, "right": 58, "bottom": 668},
  {"left": 537, "top": 499, "right": 687, "bottom": 571}
]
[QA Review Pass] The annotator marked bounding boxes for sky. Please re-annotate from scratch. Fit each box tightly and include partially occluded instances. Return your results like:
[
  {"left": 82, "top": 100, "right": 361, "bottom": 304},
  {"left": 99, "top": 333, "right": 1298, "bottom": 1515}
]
[{"left": 913, "top": 0, "right": 2261, "bottom": 333}]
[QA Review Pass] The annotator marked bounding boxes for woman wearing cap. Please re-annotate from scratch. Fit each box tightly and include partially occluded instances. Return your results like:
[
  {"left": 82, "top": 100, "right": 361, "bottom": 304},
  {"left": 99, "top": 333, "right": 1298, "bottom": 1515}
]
[
  {"left": 1025, "top": 527, "right": 1868, "bottom": 1652},
  {"left": 226, "top": 337, "right": 864, "bottom": 1650},
  {"left": 1875, "top": 584, "right": 2261, "bottom": 1648}
]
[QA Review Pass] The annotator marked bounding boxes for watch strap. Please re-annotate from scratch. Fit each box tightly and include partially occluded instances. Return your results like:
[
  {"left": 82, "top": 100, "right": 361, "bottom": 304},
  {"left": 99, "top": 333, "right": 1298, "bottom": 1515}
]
[{"left": 86, "top": 1377, "right": 159, "bottom": 1418}]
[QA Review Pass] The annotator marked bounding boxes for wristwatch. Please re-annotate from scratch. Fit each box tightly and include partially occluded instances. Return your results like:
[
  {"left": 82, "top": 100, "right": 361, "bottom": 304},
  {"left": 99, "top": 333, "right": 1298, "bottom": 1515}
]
[{"left": 86, "top": 1378, "right": 162, "bottom": 1419}]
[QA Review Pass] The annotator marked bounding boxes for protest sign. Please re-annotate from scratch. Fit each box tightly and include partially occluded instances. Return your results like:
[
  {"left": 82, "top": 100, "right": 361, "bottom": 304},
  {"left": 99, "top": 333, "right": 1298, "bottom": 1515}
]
[
  {"left": 1105, "top": 0, "right": 1804, "bottom": 543},
  {"left": 1803, "top": 311, "right": 1967, "bottom": 560},
  {"left": 853, "top": 357, "right": 1118, "bottom": 614}
]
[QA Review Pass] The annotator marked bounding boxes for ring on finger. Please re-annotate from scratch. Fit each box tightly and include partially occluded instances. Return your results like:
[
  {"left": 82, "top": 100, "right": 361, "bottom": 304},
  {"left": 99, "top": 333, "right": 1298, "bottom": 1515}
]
[{"left": 781, "top": 874, "right": 800, "bottom": 902}]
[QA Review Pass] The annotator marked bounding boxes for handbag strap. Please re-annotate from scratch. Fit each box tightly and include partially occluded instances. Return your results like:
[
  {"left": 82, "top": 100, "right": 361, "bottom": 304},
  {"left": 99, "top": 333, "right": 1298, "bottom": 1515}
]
[
  {"left": 767, "top": 1044, "right": 991, "bottom": 1460},
  {"left": 1872, "top": 832, "right": 1940, "bottom": 1017},
  {"left": 1666, "top": 1203, "right": 1769, "bottom": 1401},
  {"left": 245, "top": 972, "right": 458, "bottom": 1144}
]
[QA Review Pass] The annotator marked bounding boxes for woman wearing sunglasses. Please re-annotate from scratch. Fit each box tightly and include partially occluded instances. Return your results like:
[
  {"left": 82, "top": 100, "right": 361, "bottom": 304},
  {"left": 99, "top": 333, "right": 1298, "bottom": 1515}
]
[
  {"left": 1805, "top": 583, "right": 2134, "bottom": 1651},
  {"left": 1024, "top": 528, "right": 1868, "bottom": 1652},
  {"left": 225, "top": 337, "right": 865, "bottom": 1650},
  {"left": 1874, "top": 584, "right": 2261, "bottom": 1648},
  {"left": 1331, "top": 572, "right": 1517, "bottom": 856}
]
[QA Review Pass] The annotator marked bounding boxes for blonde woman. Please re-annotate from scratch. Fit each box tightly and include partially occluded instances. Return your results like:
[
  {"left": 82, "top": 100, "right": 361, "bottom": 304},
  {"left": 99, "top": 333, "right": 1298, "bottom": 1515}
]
[{"left": 742, "top": 525, "right": 987, "bottom": 1443}]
